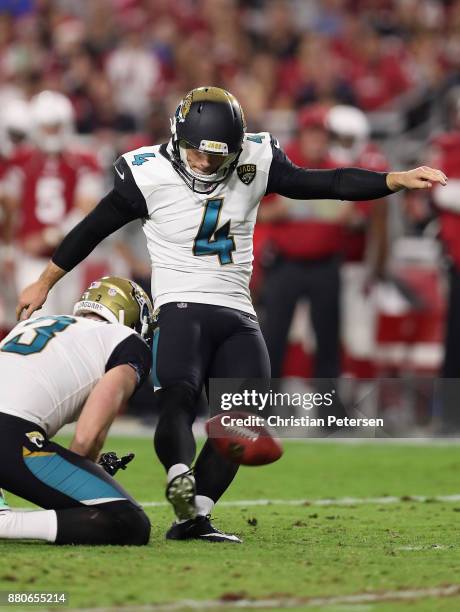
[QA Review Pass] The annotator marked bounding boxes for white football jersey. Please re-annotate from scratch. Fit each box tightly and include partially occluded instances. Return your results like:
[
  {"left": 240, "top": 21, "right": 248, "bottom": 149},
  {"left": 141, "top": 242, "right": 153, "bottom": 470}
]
[
  {"left": 0, "top": 316, "right": 139, "bottom": 437},
  {"left": 119, "top": 133, "right": 275, "bottom": 314}
]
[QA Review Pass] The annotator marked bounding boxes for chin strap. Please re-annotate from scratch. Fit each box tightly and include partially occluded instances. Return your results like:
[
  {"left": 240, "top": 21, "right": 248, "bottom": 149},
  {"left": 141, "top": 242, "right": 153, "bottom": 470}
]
[{"left": 168, "top": 139, "right": 242, "bottom": 195}]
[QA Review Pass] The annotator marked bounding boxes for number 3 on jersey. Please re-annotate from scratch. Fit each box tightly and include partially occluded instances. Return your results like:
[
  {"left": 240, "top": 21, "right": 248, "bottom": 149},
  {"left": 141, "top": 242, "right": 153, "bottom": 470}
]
[
  {"left": 193, "top": 198, "right": 235, "bottom": 265},
  {"left": 1, "top": 316, "right": 76, "bottom": 356}
]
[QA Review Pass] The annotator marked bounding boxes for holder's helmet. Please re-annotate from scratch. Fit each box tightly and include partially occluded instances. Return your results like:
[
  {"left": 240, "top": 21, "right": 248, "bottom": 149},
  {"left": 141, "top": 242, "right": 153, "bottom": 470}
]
[
  {"left": 170, "top": 86, "right": 246, "bottom": 194},
  {"left": 73, "top": 277, "right": 155, "bottom": 345}
]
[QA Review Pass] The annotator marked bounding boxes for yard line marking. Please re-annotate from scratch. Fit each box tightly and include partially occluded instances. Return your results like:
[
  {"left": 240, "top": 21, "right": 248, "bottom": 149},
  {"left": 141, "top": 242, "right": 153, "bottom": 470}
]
[
  {"left": 398, "top": 544, "right": 452, "bottom": 551},
  {"left": 15, "top": 493, "right": 460, "bottom": 512},
  {"left": 139, "top": 493, "right": 460, "bottom": 508},
  {"left": 66, "top": 584, "right": 460, "bottom": 611}
]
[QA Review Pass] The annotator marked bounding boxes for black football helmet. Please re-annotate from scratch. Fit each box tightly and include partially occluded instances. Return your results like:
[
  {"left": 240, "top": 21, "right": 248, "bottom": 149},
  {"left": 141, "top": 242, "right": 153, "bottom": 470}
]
[{"left": 170, "top": 86, "right": 246, "bottom": 194}]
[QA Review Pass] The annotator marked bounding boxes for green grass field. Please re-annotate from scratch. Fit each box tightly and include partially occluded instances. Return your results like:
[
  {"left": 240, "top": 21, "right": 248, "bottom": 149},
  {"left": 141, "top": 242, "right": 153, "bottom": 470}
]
[{"left": 1, "top": 437, "right": 460, "bottom": 611}]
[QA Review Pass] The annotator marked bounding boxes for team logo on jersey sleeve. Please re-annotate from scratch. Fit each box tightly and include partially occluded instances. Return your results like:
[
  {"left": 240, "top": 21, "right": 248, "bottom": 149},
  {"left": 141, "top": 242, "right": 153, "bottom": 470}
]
[
  {"left": 237, "top": 164, "right": 256, "bottom": 185},
  {"left": 26, "top": 431, "right": 45, "bottom": 449}
]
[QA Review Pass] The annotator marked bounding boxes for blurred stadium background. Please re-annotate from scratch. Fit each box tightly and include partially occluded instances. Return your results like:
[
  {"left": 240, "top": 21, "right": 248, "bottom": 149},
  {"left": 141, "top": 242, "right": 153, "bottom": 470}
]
[{"left": 1, "top": 0, "right": 460, "bottom": 435}]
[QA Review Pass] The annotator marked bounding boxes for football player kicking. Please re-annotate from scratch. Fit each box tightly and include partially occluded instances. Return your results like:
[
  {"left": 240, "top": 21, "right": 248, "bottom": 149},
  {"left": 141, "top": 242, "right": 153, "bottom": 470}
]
[
  {"left": 17, "top": 87, "right": 448, "bottom": 543},
  {"left": 0, "top": 277, "right": 154, "bottom": 545}
]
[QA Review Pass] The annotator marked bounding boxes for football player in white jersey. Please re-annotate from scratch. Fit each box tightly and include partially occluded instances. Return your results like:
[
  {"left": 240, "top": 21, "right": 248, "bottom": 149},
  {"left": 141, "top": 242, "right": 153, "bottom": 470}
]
[
  {"left": 16, "top": 87, "right": 447, "bottom": 543},
  {"left": 0, "top": 277, "right": 154, "bottom": 545}
]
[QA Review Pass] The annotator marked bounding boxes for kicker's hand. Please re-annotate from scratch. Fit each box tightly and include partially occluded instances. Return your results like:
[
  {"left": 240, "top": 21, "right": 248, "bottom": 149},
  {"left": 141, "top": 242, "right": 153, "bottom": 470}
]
[
  {"left": 98, "top": 452, "right": 135, "bottom": 477},
  {"left": 16, "top": 280, "right": 49, "bottom": 321},
  {"left": 16, "top": 261, "right": 67, "bottom": 321},
  {"left": 387, "top": 167, "right": 448, "bottom": 192}
]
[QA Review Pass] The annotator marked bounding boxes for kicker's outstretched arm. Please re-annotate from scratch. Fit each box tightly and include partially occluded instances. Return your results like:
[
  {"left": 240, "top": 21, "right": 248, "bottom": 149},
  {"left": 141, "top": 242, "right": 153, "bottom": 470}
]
[{"left": 266, "top": 137, "right": 447, "bottom": 200}]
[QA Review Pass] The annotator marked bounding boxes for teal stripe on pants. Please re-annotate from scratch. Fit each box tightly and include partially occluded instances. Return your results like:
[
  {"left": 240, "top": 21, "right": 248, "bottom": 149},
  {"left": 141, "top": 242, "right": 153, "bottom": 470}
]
[
  {"left": 151, "top": 328, "right": 161, "bottom": 388},
  {"left": 24, "top": 454, "right": 126, "bottom": 503}
]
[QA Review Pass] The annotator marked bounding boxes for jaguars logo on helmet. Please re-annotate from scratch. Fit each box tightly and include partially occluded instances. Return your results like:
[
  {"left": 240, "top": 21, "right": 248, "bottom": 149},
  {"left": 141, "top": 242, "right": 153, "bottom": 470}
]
[
  {"left": 170, "top": 86, "right": 246, "bottom": 194},
  {"left": 73, "top": 276, "right": 155, "bottom": 346},
  {"left": 177, "top": 91, "right": 193, "bottom": 122}
]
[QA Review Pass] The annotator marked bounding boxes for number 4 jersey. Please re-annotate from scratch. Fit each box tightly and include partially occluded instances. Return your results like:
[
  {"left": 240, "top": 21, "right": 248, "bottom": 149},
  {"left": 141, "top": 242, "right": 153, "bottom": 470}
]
[
  {"left": 0, "top": 316, "right": 151, "bottom": 437},
  {"left": 114, "top": 134, "right": 275, "bottom": 315}
]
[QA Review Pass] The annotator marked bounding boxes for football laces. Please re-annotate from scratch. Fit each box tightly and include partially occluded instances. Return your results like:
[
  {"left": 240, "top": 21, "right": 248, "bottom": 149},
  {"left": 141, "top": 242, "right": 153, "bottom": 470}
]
[{"left": 223, "top": 424, "right": 260, "bottom": 441}]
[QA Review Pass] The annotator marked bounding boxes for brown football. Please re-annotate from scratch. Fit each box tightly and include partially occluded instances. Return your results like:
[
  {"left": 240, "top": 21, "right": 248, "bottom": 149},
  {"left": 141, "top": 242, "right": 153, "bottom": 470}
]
[{"left": 205, "top": 411, "right": 283, "bottom": 466}]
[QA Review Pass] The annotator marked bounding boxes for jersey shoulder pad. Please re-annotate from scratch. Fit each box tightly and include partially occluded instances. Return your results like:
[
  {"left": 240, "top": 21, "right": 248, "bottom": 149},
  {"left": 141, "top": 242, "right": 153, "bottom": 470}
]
[
  {"left": 240, "top": 132, "right": 274, "bottom": 169},
  {"left": 104, "top": 328, "right": 152, "bottom": 387},
  {"left": 97, "top": 320, "right": 138, "bottom": 347},
  {"left": 118, "top": 145, "right": 165, "bottom": 197},
  {"left": 122, "top": 145, "right": 162, "bottom": 177},
  {"left": 244, "top": 132, "right": 272, "bottom": 147}
]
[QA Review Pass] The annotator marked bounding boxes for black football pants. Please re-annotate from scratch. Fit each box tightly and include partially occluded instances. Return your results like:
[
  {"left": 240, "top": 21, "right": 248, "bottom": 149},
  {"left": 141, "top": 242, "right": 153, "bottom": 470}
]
[{"left": 152, "top": 302, "right": 271, "bottom": 502}]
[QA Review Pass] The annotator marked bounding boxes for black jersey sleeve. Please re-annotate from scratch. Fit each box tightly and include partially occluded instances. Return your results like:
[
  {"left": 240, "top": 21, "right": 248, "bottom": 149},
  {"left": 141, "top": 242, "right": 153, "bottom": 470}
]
[
  {"left": 266, "top": 136, "right": 393, "bottom": 201},
  {"left": 52, "top": 157, "right": 148, "bottom": 272},
  {"left": 105, "top": 333, "right": 152, "bottom": 389}
]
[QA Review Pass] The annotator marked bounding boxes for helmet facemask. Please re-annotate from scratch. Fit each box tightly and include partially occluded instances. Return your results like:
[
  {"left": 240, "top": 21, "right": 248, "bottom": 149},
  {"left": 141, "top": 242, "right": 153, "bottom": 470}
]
[
  {"left": 174, "top": 139, "right": 240, "bottom": 194},
  {"left": 169, "top": 87, "right": 245, "bottom": 194}
]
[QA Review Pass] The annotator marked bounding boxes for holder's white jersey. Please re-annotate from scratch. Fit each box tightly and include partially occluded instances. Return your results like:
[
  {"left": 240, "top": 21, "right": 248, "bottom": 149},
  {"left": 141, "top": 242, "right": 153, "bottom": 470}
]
[
  {"left": 0, "top": 316, "right": 144, "bottom": 437},
  {"left": 118, "top": 133, "right": 275, "bottom": 314}
]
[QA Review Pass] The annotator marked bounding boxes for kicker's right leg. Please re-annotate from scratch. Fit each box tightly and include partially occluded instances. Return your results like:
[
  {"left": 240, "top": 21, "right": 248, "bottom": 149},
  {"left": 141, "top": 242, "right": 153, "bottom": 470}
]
[{"left": 152, "top": 304, "right": 212, "bottom": 521}]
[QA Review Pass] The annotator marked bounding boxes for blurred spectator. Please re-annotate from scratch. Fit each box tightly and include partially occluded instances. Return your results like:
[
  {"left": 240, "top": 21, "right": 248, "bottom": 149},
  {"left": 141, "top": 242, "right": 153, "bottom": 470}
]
[
  {"left": 4, "top": 91, "right": 104, "bottom": 316},
  {"left": 340, "top": 23, "right": 412, "bottom": 111},
  {"left": 114, "top": 222, "right": 152, "bottom": 298},
  {"left": 326, "top": 104, "right": 389, "bottom": 377},
  {"left": 248, "top": 0, "right": 301, "bottom": 60},
  {"left": 429, "top": 87, "right": 460, "bottom": 429},
  {"left": 75, "top": 71, "right": 137, "bottom": 134},
  {"left": 279, "top": 32, "right": 355, "bottom": 107},
  {"left": 106, "top": 25, "right": 161, "bottom": 128},
  {"left": 259, "top": 104, "right": 344, "bottom": 381},
  {"left": 0, "top": 97, "right": 32, "bottom": 338},
  {"left": 0, "top": 0, "right": 460, "bottom": 392}
]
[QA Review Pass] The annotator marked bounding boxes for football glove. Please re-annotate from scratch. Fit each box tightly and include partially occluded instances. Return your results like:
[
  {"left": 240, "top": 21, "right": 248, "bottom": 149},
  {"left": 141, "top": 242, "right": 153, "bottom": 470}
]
[{"left": 98, "top": 451, "right": 135, "bottom": 476}]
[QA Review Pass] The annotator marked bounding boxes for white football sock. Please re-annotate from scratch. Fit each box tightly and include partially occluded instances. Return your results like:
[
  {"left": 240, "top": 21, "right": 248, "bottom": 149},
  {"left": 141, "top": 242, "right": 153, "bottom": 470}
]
[
  {"left": 195, "top": 495, "right": 214, "bottom": 517},
  {"left": 0, "top": 510, "right": 57, "bottom": 542},
  {"left": 167, "top": 463, "right": 192, "bottom": 483}
]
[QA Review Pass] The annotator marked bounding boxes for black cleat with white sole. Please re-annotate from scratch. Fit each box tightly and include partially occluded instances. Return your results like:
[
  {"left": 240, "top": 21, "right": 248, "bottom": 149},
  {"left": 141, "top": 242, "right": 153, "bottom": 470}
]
[
  {"left": 166, "top": 515, "right": 242, "bottom": 543},
  {"left": 165, "top": 469, "right": 197, "bottom": 521}
]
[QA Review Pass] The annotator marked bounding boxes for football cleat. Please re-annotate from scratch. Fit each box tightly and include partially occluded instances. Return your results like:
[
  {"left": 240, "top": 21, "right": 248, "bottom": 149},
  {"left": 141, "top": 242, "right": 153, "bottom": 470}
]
[
  {"left": 165, "top": 469, "right": 197, "bottom": 521},
  {"left": 0, "top": 489, "right": 10, "bottom": 512},
  {"left": 166, "top": 515, "right": 242, "bottom": 543}
]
